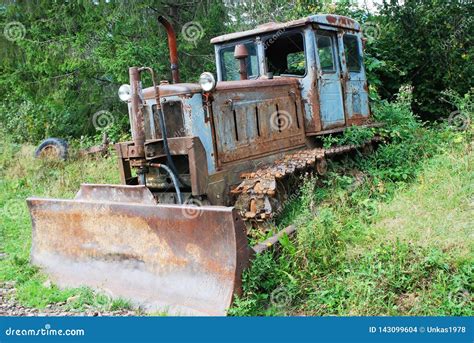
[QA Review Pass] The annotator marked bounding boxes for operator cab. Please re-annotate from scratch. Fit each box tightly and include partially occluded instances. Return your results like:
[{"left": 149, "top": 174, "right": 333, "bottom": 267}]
[{"left": 211, "top": 14, "right": 370, "bottom": 131}]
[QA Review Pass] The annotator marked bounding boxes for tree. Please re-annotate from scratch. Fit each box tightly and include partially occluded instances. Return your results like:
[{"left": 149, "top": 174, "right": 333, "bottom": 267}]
[
  {"left": 370, "top": 0, "right": 473, "bottom": 118},
  {"left": 0, "top": 0, "right": 228, "bottom": 142}
]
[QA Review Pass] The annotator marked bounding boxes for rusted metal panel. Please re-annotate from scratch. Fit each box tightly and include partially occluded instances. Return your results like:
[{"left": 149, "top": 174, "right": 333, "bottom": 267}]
[
  {"left": 323, "top": 15, "right": 360, "bottom": 31},
  {"left": 142, "top": 83, "right": 201, "bottom": 100},
  {"left": 115, "top": 143, "right": 134, "bottom": 185},
  {"left": 183, "top": 94, "right": 216, "bottom": 174},
  {"left": 186, "top": 137, "right": 209, "bottom": 196},
  {"left": 306, "top": 122, "right": 383, "bottom": 136},
  {"left": 27, "top": 185, "right": 250, "bottom": 316},
  {"left": 300, "top": 27, "right": 322, "bottom": 133},
  {"left": 75, "top": 184, "right": 157, "bottom": 204},
  {"left": 211, "top": 80, "right": 305, "bottom": 165},
  {"left": 215, "top": 77, "right": 299, "bottom": 91}
]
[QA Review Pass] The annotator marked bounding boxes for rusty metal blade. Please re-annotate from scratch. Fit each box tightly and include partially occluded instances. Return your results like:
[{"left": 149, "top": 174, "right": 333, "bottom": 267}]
[{"left": 27, "top": 186, "right": 250, "bottom": 316}]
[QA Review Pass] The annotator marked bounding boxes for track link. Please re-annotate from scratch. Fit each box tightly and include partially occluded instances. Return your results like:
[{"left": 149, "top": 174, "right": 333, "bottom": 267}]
[{"left": 231, "top": 137, "right": 381, "bottom": 222}]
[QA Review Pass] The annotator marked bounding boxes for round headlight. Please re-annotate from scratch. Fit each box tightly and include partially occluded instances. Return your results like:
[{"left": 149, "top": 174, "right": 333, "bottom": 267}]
[
  {"left": 199, "top": 72, "right": 216, "bottom": 92},
  {"left": 118, "top": 84, "right": 131, "bottom": 102}
]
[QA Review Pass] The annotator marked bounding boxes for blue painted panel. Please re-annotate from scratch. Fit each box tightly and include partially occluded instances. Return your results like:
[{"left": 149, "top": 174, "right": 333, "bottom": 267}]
[
  {"left": 183, "top": 94, "right": 216, "bottom": 174},
  {"left": 341, "top": 33, "right": 370, "bottom": 119},
  {"left": 300, "top": 28, "right": 318, "bottom": 131},
  {"left": 315, "top": 32, "right": 345, "bottom": 129}
]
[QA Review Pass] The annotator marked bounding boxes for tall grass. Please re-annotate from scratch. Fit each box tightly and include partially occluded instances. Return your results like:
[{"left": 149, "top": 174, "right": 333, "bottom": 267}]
[
  {"left": 0, "top": 88, "right": 472, "bottom": 315},
  {"left": 230, "top": 89, "right": 473, "bottom": 316},
  {"left": 0, "top": 135, "right": 132, "bottom": 311}
]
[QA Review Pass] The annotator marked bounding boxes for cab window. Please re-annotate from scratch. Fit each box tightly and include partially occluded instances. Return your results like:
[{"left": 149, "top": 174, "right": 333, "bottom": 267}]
[
  {"left": 265, "top": 32, "right": 306, "bottom": 77},
  {"left": 220, "top": 42, "right": 258, "bottom": 81},
  {"left": 316, "top": 34, "right": 336, "bottom": 73},
  {"left": 343, "top": 35, "right": 361, "bottom": 72}
]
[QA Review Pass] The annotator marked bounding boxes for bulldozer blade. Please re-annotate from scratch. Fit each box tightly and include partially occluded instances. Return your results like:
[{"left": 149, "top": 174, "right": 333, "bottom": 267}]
[{"left": 27, "top": 184, "right": 250, "bottom": 316}]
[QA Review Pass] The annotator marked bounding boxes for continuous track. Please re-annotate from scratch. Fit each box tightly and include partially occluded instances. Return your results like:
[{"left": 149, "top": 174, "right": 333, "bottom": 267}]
[{"left": 231, "top": 137, "right": 382, "bottom": 222}]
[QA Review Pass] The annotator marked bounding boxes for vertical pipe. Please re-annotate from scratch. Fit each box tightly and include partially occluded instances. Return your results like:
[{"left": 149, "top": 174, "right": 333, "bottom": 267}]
[
  {"left": 129, "top": 67, "right": 145, "bottom": 152},
  {"left": 238, "top": 58, "right": 248, "bottom": 80},
  {"left": 234, "top": 44, "right": 249, "bottom": 80},
  {"left": 158, "top": 16, "right": 180, "bottom": 84}
]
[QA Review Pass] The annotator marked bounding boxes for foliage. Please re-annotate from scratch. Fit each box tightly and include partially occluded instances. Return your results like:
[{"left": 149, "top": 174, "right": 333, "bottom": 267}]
[
  {"left": 229, "top": 89, "right": 473, "bottom": 316},
  {"left": 0, "top": 0, "right": 227, "bottom": 143},
  {"left": 0, "top": 129, "right": 131, "bottom": 311},
  {"left": 0, "top": 88, "right": 472, "bottom": 316},
  {"left": 368, "top": 0, "right": 474, "bottom": 118},
  {"left": 1, "top": 1, "right": 472, "bottom": 142},
  {"left": 1, "top": 0, "right": 473, "bottom": 317}
]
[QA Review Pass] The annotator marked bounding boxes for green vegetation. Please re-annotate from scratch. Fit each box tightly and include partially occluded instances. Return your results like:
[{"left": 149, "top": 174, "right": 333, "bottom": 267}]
[
  {"left": 229, "top": 89, "right": 473, "bottom": 316},
  {"left": 1, "top": 1, "right": 472, "bottom": 143},
  {"left": 1, "top": 0, "right": 473, "bottom": 316},
  {"left": 1, "top": 1, "right": 228, "bottom": 143},
  {"left": 0, "top": 138, "right": 133, "bottom": 311},
  {"left": 1, "top": 88, "right": 472, "bottom": 315}
]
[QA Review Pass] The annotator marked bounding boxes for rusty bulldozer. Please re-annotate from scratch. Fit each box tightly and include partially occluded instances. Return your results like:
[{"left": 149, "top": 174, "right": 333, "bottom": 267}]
[{"left": 27, "top": 14, "right": 381, "bottom": 315}]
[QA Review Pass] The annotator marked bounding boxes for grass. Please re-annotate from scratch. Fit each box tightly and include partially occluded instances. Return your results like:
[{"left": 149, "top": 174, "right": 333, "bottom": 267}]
[
  {"left": 372, "top": 151, "right": 473, "bottom": 257},
  {"left": 0, "top": 92, "right": 472, "bottom": 316},
  {"left": 230, "top": 143, "right": 473, "bottom": 316},
  {"left": 0, "top": 139, "right": 134, "bottom": 312},
  {"left": 229, "top": 94, "right": 474, "bottom": 316}
]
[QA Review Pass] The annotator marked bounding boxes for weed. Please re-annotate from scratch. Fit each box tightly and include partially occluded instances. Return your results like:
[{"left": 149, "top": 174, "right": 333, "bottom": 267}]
[
  {"left": 0, "top": 88, "right": 472, "bottom": 316},
  {"left": 230, "top": 88, "right": 473, "bottom": 316}
]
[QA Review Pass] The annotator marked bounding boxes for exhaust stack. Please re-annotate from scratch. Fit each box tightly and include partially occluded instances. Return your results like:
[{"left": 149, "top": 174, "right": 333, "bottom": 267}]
[{"left": 158, "top": 16, "right": 180, "bottom": 84}]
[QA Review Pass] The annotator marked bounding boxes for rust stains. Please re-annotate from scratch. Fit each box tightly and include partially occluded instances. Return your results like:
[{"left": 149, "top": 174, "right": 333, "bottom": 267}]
[
  {"left": 26, "top": 191, "right": 251, "bottom": 316},
  {"left": 325, "top": 15, "right": 356, "bottom": 29}
]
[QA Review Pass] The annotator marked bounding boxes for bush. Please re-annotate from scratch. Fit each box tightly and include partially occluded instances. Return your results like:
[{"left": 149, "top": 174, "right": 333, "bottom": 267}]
[{"left": 230, "top": 87, "right": 473, "bottom": 316}]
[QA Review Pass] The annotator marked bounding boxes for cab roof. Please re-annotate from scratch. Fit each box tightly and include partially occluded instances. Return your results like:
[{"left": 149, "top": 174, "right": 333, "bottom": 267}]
[{"left": 210, "top": 14, "right": 361, "bottom": 44}]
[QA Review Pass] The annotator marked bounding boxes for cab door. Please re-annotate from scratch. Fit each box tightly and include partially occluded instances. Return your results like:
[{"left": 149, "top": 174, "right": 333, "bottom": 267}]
[
  {"left": 340, "top": 34, "right": 370, "bottom": 124},
  {"left": 315, "top": 31, "right": 345, "bottom": 129}
]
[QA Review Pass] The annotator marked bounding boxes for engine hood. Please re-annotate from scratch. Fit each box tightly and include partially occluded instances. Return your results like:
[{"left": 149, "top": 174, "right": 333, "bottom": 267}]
[{"left": 143, "top": 83, "right": 202, "bottom": 99}]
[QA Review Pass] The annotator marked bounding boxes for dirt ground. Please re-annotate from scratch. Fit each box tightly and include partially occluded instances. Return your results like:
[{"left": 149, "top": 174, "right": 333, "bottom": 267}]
[{"left": 0, "top": 281, "right": 137, "bottom": 317}]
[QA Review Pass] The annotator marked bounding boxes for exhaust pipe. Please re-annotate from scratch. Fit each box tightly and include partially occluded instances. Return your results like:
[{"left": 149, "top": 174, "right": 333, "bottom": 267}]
[
  {"left": 234, "top": 44, "right": 249, "bottom": 80},
  {"left": 128, "top": 67, "right": 147, "bottom": 183},
  {"left": 129, "top": 67, "right": 146, "bottom": 154},
  {"left": 158, "top": 16, "right": 180, "bottom": 84}
]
